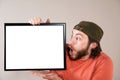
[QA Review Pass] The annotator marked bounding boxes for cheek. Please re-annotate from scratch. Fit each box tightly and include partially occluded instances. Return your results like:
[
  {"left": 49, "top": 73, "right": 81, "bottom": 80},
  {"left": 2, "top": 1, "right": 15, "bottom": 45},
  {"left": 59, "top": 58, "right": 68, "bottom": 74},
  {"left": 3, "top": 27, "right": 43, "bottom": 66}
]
[{"left": 74, "top": 42, "right": 87, "bottom": 51}]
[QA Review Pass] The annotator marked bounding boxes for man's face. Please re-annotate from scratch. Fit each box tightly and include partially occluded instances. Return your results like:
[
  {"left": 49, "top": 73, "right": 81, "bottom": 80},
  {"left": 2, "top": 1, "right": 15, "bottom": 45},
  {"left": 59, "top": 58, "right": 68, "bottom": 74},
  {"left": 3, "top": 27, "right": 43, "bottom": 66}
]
[{"left": 68, "top": 29, "right": 90, "bottom": 60}]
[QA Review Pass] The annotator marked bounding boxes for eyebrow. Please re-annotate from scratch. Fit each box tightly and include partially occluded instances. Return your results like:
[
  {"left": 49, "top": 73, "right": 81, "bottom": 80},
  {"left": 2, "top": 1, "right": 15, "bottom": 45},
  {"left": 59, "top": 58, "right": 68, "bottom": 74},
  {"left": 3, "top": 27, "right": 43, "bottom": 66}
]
[
  {"left": 72, "top": 31, "right": 83, "bottom": 37},
  {"left": 75, "top": 33, "right": 83, "bottom": 37}
]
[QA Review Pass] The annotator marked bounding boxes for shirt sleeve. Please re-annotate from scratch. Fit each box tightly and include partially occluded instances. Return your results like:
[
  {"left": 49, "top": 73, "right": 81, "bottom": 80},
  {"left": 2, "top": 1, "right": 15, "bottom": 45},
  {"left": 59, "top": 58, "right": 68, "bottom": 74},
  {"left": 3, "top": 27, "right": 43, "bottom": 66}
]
[{"left": 91, "top": 56, "right": 113, "bottom": 80}]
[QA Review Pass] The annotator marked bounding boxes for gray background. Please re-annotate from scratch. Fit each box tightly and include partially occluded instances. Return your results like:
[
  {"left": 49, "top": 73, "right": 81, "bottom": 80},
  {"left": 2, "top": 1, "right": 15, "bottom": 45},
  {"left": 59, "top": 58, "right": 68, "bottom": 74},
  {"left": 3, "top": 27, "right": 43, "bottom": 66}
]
[{"left": 0, "top": 0, "right": 120, "bottom": 80}]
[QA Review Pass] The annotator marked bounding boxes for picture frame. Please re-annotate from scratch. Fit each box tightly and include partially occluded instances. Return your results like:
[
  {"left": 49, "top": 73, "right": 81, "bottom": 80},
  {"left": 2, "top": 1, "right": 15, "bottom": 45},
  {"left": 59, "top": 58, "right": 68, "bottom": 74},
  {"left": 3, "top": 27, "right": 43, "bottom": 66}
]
[{"left": 4, "top": 23, "right": 66, "bottom": 71}]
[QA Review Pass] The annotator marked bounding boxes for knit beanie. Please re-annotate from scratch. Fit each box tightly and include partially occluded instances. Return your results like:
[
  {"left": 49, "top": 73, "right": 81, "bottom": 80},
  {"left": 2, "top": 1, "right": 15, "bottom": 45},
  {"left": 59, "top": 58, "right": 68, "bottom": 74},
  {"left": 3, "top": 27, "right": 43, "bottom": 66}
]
[{"left": 74, "top": 21, "right": 104, "bottom": 42}]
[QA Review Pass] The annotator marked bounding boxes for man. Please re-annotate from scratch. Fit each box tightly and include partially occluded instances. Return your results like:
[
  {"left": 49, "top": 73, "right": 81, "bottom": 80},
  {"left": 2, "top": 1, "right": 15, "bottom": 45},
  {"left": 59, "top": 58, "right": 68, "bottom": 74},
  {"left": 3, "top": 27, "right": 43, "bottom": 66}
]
[{"left": 29, "top": 18, "right": 113, "bottom": 80}]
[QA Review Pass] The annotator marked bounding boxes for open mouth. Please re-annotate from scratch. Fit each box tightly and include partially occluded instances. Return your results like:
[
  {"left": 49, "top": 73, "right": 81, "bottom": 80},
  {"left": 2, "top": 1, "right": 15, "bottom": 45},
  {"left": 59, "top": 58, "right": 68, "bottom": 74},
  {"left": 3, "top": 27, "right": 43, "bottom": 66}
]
[
  {"left": 69, "top": 47, "right": 76, "bottom": 56},
  {"left": 69, "top": 48, "right": 73, "bottom": 55}
]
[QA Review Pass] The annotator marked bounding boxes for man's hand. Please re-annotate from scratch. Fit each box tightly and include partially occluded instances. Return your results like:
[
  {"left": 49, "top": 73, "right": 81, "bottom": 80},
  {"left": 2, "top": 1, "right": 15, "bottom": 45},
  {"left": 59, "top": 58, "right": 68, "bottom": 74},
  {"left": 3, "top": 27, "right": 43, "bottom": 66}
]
[
  {"left": 31, "top": 70, "right": 62, "bottom": 80},
  {"left": 28, "top": 17, "right": 50, "bottom": 25},
  {"left": 31, "top": 70, "right": 50, "bottom": 77},
  {"left": 43, "top": 72, "right": 62, "bottom": 80}
]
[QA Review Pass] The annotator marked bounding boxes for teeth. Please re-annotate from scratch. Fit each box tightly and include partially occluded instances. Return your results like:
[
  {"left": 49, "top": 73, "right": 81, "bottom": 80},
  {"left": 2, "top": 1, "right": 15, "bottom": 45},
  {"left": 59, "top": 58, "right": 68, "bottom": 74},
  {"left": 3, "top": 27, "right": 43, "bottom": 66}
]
[
  {"left": 69, "top": 48, "right": 73, "bottom": 55},
  {"left": 71, "top": 49, "right": 73, "bottom": 52}
]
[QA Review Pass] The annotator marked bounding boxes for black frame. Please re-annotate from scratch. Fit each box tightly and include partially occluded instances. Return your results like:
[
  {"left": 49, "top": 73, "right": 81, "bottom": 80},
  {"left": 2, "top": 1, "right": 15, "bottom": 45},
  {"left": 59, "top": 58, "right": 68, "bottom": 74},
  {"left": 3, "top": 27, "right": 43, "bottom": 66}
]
[{"left": 4, "top": 23, "right": 66, "bottom": 71}]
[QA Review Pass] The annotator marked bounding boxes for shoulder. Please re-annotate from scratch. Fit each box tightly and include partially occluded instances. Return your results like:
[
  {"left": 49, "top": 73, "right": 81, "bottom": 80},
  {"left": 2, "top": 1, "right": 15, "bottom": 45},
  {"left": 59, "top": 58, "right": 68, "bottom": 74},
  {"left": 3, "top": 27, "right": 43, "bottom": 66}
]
[
  {"left": 91, "top": 52, "right": 114, "bottom": 80},
  {"left": 97, "top": 52, "right": 112, "bottom": 62},
  {"left": 95, "top": 52, "right": 113, "bottom": 68}
]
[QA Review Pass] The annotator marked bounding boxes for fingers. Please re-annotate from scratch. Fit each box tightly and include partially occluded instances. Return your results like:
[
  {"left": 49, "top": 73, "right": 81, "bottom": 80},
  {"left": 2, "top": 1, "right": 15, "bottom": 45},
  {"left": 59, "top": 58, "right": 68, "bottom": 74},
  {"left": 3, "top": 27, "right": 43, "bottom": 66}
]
[
  {"left": 31, "top": 70, "right": 50, "bottom": 78},
  {"left": 43, "top": 72, "right": 62, "bottom": 80},
  {"left": 43, "top": 73, "right": 56, "bottom": 79},
  {"left": 31, "top": 71, "right": 62, "bottom": 80},
  {"left": 31, "top": 70, "right": 50, "bottom": 74},
  {"left": 28, "top": 17, "right": 51, "bottom": 25},
  {"left": 28, "top": 17, "right": 42, "bottom": 25}
]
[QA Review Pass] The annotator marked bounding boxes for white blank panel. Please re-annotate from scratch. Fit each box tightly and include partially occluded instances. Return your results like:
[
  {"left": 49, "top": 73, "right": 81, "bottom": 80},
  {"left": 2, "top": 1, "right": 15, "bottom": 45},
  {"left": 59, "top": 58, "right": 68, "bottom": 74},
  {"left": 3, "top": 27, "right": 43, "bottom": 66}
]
[{"left": 5, "top": 23, "right": 66, "bottom": 70}]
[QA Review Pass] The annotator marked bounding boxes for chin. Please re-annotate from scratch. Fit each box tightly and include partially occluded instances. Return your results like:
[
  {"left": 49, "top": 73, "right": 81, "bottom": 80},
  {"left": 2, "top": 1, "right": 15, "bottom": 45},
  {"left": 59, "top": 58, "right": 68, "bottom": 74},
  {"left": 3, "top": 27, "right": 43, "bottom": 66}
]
[{"left": 69, "top": 55, "right": 78, "bottom": 60}]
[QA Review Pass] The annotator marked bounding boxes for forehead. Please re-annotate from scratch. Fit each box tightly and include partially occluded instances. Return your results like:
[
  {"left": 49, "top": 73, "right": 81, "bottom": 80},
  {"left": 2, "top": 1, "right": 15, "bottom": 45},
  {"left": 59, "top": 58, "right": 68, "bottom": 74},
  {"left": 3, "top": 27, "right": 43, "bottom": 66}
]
[{"left": 72, "top": 29, "right": 88, "bottom": 37}]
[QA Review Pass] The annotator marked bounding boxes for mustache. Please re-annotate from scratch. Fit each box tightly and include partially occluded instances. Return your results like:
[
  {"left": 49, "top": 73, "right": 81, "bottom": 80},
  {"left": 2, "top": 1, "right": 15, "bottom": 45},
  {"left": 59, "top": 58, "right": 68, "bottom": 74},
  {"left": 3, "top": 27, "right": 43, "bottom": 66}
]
[{"left": 66, "top": 44, "right": 75, "bottom": 52}]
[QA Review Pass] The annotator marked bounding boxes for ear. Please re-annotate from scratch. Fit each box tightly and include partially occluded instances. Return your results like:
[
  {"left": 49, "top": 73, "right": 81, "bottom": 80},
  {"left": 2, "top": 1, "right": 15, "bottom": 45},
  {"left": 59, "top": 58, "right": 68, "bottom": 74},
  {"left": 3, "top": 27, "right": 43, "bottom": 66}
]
[{"left": 90, "top": 42, "right": 98, "bottom": 49}]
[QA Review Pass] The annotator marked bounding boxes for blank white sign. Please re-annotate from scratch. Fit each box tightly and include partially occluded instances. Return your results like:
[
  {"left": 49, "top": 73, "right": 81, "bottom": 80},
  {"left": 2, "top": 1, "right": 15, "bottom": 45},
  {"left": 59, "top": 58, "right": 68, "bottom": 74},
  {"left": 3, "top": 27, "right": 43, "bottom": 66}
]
[{"left": 5, "top": 23, "right": 66, "bottom": 70}]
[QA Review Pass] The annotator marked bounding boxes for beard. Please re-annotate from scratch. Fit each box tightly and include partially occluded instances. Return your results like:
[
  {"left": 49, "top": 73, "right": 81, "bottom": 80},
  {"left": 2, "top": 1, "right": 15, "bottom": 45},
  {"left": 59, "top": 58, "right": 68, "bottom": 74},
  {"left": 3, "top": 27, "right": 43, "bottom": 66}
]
[{"left": 67, "top": 45, "right": 90, "bottom": 61}]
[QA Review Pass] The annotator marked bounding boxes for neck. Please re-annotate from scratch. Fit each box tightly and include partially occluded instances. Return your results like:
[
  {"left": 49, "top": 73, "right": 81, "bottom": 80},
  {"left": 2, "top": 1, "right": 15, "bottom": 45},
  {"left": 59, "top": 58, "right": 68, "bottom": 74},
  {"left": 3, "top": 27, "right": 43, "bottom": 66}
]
[{"left": 80, "top": 54, "right": 90, "bottom": 60}]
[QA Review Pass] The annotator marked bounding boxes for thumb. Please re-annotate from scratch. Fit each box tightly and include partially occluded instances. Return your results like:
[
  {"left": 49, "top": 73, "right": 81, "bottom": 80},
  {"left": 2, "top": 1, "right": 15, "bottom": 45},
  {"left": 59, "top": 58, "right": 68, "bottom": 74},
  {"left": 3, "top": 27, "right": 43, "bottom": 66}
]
[{"left": 46, "top": 18, "right": 51, "bottom": 23}]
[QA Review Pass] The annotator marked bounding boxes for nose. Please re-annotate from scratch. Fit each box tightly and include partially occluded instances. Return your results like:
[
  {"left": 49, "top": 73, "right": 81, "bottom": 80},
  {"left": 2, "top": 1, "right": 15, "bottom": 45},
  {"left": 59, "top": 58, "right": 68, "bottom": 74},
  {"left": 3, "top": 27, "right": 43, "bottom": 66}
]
[
  {"left": 66, "top": 40, "right": 72, "bottom": 50},
  {"left": 67, "top": 38, "right": 74, "bottom": 46},
  {"left": 67, "top": 40, "right": 72, "bottom": 45}
]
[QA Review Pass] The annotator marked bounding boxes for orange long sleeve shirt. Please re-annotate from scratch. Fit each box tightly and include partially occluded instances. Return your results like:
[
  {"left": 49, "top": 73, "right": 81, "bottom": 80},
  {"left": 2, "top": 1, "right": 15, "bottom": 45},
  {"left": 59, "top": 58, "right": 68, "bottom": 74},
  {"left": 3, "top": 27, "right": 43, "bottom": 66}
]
[{"left": 53, "top": 51, "right": 113, "bottom": 80}]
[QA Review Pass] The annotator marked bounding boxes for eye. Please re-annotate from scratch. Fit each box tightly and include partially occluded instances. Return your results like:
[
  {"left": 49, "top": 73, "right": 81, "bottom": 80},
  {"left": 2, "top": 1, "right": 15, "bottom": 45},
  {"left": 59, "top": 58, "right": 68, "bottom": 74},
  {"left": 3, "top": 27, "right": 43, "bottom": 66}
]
[{"left": 76, "top": 37, "right": 81, "bottom": 41}]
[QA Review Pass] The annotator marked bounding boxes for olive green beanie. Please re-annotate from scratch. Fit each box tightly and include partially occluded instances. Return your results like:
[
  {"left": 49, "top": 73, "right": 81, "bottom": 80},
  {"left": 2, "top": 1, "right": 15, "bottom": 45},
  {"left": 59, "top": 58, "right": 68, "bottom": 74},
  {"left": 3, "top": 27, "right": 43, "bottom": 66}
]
[{"left": 74, "top": 21, "right": 104, "bottom": 42}]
